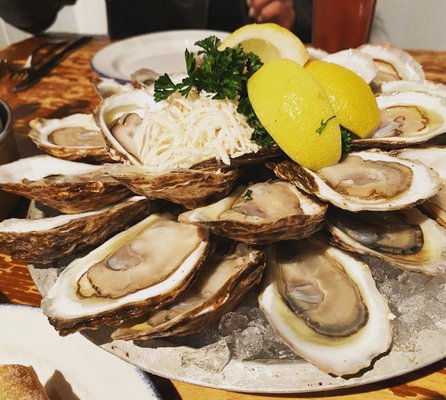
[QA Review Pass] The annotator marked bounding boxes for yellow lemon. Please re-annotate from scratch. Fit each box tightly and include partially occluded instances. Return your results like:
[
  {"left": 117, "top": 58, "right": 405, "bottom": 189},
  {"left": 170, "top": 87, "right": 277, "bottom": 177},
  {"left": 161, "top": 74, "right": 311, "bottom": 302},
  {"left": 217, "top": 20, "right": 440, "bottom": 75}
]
[
  {"left": 219, "top": 23, "right": 308, "bottom": 65},
  {"left": 305, "top": 60, "right": 380, "bottom": 138},
  {"left": 248, "top": 59, "right": 342, "bottom": 171}
]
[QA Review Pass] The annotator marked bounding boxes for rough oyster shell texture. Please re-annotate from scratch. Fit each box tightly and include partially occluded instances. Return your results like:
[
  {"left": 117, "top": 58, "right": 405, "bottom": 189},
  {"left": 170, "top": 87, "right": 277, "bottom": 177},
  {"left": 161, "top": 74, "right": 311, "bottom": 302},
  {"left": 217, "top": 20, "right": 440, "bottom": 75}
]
[
  {"left": 0, "top": 196, "right": 159, "bottom": 264},
  {"left": 0, "top": 155, "right": 132, "bottom": 213},
  {"left": 2, "top": 42, "right": 446, "bottom": 387}
]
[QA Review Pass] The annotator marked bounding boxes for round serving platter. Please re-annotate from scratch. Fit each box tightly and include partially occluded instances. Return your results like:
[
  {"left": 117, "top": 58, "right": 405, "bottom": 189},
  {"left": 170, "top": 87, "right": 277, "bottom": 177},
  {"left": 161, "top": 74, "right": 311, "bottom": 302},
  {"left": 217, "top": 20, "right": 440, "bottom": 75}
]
[{"left": 27, "top": 197, "right": 446, "bottom": 394}]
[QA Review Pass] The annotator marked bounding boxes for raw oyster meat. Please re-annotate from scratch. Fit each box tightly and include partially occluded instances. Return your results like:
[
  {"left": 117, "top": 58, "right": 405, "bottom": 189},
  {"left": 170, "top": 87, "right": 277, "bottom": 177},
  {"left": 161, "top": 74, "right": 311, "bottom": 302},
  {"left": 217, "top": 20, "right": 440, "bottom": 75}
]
[
  {"left": 0, "top": 196, "right": 159, "bottom": 264},
  {"left": 258, "top": 238, "right": 393, "bottom": 376},
  {"left": 0, "top": 155, "right": 131, "bottom": 213},
  {"left": 326, "top": 207, "right": 446, "bottom": 275},
  {"left": 42, "top": 214, "right": 212, "bottom": 335},
  {"left": 179, "top": 181, "right": 327, "bottom": 244},
  {"left": 269, "top": 150, "right": 440, "bottom": 212},
  {"left": 112, "top": 243, "right": 265, "bottom": 340},
  {"left": 29, "top": 114, "right": 112, "bottom": 162},
  {"left": 354, "top": 92, "right": 446, "bottom": 149}
]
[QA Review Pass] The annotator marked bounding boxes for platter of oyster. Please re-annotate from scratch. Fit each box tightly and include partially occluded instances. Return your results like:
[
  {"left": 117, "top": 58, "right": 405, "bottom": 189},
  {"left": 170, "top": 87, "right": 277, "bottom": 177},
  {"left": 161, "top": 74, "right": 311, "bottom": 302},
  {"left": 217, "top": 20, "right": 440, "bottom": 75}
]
[{"left": 1, "top": 36, "right": 446, "bottom": 394}]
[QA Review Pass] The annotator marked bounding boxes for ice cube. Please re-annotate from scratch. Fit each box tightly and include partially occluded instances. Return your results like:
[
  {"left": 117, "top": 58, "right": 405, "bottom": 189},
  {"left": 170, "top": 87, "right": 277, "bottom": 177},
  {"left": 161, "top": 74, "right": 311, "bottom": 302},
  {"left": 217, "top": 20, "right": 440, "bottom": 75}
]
[
  {"left": 181, "top": 339, "right": 231, "bottom": 373},
  {"left": 232, "top": 326, "right": 264, "bottom": 360},
  {"left": 218, "top": 312, "right": 249, "bottom": 336}
]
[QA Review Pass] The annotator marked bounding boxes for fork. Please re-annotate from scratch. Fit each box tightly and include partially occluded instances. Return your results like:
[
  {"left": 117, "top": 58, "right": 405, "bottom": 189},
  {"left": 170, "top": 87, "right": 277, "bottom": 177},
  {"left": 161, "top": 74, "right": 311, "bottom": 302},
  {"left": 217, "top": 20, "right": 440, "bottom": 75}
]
[
  {"left": 10, "top": 36, "right": 92, "bottom": 92},
  {"left": 0, "top": 39, "right": 68, "bottom": 81}
]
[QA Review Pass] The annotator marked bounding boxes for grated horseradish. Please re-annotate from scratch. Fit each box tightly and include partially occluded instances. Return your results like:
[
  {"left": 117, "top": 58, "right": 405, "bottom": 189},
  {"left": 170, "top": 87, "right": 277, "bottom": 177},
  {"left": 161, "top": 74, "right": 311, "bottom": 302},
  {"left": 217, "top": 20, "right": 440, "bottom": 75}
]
[{"left": 132, "top": 90, "right": 259, "bottom": 172}]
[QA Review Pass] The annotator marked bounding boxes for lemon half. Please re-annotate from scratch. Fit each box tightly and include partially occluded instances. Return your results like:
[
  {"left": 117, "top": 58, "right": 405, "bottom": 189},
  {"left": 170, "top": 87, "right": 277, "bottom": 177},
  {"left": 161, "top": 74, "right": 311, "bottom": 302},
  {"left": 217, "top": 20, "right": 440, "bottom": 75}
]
[
  {"left": 248, "top": 59, "right": 342, "bottom": 171},
  {"left": 306, "top": 60, "right": 381, "bottom": 138},
  {"left": 219, "top": 23, "right": 309, "bottom": 65}
]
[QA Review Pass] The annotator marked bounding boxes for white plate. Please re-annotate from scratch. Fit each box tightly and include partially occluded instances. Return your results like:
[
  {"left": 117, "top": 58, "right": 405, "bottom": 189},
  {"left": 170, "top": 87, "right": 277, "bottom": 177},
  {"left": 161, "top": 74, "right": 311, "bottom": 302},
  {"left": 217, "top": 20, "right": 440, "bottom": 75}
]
[
  {"left": 0, "top": 304, "right": 162, "bottom": 400},
  {"left": 92, "top": 30, "right": 229, "bottom": 81},
  {"left": 29, "top": 260, "right": 446, "bottom": 394}
]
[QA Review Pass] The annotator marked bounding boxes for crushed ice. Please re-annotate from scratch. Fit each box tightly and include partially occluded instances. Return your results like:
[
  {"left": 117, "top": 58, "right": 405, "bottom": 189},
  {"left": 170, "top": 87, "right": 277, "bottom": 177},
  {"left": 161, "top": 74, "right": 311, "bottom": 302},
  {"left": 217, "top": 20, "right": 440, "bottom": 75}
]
[{"left": 178, "top": 256, "right": 446, "bottom": 371}]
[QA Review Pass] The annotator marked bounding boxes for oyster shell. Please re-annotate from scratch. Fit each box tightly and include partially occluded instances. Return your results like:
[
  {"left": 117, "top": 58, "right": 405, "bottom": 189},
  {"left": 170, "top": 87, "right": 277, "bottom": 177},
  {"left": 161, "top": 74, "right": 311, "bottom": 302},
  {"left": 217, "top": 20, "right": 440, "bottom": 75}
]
[
  {"left": 112, "top": 243, "right": 265, "bottom": 340},
  {"left": 94, "top": 89, "right": 156, "bottom": 164},
  {"left": 359, "top": 44, "right": 424, "bottom": 91},
  {"left": 29, "top": 113, "right": 112, "bottom": 162},
  {"left": 269, "top": 150, "right": 441, "bottom": 212},
  {"left": 381, "top": 79, "right": 446, "bottom": 98},
  {"left": 353, "top": 92, "right": 446, "bottom": 149},
  {"left": 95, "top": 88, "right": 253, "bottom": 207},
  {"left": 93, "top": 77, "right": 133, "bottom": 99},
  {"left": 104, "top": 163, "right": 240, "bottom": 209},
  {"left": 420, "top": 184, "right": 446, "bottom": 228},
  {"left": 42, "top": 213, "right": 212, "bottom": 335},
  {"left": 0, "top": 196, "right": 159, "bottom": 264},
  {"left": 391, "top": 146, "right": 446, "bottom": 227},
  {"left": 178, "top": 181, "right": 327, "bottom": 244},
  {"left": 326, "top": 207, "right": 446, "bottom": 275},
  {"left": 130, "top": 68, "right": 160, "bottom": 89},
  {"left": 391, "top": 146, "right": 446, "bottom": 180},
  {"left": 258, "top": 238, "right": 393, "bottom": 376},
  {"left": 0, "top": 155, "right": 131, "bottom": 213}
]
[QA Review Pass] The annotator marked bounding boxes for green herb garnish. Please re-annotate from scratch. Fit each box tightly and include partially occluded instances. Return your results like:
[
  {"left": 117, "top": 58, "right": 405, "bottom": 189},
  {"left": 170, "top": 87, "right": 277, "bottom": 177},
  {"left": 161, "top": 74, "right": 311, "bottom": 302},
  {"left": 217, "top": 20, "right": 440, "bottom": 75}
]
[
  {"left": 243, "top": 189, "right": 253, "bottom": 201},
  {"left": 154, "top": 36, "right": 262, "bottom": 101},
  {"left": 315, "top": 115, "right": 336, "bottom": 134},
  {"left": 341, "top": 126, "right": 352, "bottom": 154},
  {"left": 153, "top": 36, "right": 273, "bottom": 147},
  {"left": 237, "top": 97, "right": 274, "bottom": 147}
]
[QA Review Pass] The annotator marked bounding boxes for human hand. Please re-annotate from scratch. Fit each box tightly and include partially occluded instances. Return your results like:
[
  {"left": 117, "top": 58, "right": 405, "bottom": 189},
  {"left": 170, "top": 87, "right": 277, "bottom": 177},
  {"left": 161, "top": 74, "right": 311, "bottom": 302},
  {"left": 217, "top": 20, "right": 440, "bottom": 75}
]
[{"left": 247, "top": 0, "right": 296, "bottom": 30}]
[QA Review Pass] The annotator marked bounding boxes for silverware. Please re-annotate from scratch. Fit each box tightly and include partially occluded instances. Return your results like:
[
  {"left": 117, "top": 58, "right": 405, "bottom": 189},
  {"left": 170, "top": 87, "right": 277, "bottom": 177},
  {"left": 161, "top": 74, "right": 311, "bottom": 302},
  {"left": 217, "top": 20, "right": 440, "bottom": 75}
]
[{"left": 12, "top": 36, "right": 92, "bottom": 93}]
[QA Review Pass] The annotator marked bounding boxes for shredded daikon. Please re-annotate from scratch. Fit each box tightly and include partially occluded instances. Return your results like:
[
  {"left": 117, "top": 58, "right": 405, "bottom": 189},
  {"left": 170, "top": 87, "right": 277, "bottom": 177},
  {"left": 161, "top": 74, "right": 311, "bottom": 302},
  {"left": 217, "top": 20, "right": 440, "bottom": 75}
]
[{"left": 132, "top": 90, "right": 259, "bottom": 172}]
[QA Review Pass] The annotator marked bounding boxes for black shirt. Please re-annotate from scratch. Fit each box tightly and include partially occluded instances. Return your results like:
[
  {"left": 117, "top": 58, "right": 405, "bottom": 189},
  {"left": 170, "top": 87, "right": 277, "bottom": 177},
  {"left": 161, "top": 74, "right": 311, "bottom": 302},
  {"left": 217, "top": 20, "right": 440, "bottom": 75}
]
[{"left": 0, "top": 0, "right": 312, "bottom": 42}]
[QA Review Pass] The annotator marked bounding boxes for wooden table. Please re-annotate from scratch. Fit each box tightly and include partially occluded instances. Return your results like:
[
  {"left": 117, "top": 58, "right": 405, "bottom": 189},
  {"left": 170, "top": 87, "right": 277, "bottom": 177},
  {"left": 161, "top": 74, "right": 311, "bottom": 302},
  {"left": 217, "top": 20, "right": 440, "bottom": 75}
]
[{"left": 0, "top": 36, "right": 445, "bottom": 400}]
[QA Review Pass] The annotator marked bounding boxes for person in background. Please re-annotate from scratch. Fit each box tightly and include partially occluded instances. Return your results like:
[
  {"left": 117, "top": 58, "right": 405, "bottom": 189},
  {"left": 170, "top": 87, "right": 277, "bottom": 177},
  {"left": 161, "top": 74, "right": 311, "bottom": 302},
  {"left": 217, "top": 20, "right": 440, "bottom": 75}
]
[
  {"left": 0, "top": 0, "right": 312, "bottom": 42},
  {"left": 0, "top": 0, "right": 76, "bottom": 34}
]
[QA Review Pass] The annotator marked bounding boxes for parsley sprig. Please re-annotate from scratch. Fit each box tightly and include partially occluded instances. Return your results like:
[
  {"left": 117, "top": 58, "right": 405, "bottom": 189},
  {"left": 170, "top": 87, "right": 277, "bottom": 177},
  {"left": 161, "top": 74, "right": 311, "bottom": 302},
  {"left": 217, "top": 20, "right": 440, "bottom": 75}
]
[
  {"left": 341, "top": 126, "right": 352, "bottom": 154},
  {"left": 315, "top": 115, "right": 336, "bottom": 134},
  {"left": 153, "top": 36, "right": 273, "bottom": 147}
]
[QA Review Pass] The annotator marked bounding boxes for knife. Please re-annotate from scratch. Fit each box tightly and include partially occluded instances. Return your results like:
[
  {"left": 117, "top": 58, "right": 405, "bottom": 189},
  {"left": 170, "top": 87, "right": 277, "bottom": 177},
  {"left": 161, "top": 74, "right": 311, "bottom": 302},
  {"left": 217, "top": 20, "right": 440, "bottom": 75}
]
[{"left": 13, "top": 35, "right": 93, "bottom": 93}]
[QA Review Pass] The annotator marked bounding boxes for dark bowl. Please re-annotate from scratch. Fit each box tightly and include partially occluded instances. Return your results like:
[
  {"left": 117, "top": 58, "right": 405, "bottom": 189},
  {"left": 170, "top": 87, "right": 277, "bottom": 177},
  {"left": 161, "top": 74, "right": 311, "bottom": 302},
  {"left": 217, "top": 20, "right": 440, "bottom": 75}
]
[{"left": 0, "top": 99, "right": 19, "bottom": 221}]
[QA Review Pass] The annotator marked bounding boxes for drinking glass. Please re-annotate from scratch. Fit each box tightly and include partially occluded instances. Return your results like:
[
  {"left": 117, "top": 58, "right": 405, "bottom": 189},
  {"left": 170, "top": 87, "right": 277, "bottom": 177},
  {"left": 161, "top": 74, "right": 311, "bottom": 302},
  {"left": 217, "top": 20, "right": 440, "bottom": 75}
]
[{"left": 312, "top": 0, "right": 377, "bottom": 53}]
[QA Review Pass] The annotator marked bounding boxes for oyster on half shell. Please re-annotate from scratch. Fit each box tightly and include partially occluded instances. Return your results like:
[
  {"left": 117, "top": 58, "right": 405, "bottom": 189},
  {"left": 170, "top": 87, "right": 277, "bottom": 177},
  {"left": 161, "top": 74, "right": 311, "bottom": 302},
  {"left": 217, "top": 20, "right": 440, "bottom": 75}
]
[
  {"left": 354, "top": 92, "right": 446, "bottom": 149},
  {"left": 112, "top": 243, "right": 265, "bottom": 340},
  {"left": 327, "top": 207, "right": 446, "bottom": 275},
  {"left": 0, "top": 196, "right": 159, "bottom": 264},
  {"left": 0, "top": 155, "right": 131, "bottom": 213},
  {"left": 258, "top": 238, "right": 393, "bottom": 376},
  {"left": 29, "top": 114, "right": 112, "bottom": 162},
  {"left": 94, "top": 89, "right": 245, "bottom": 208},
  {"left": 269, "top": 150, "right": 441, "bottom": 212},
  {"left": 358, "top": 44, "right": 424, "bottom": 92},
  {"left": 179, "top": 181, "right": 327, "bottom": 244},
  {"left": 42, "top": 214, "right": 212, "bottom": 335}
]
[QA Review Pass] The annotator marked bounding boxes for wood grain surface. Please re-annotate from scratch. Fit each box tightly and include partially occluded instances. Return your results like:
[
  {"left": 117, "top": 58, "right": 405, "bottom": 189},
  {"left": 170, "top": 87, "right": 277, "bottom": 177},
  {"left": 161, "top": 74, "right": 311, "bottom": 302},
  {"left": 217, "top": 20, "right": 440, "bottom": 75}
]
[{"left": 0, "top": 36, "right": 445, "bottom": 399}]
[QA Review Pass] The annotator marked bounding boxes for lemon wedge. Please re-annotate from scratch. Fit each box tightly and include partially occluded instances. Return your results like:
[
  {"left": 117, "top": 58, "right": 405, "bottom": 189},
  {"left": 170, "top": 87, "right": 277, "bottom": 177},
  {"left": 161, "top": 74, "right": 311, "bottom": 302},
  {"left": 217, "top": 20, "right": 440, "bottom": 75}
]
[
  {"left": 306, "top": 60, "right": 381, "bottom": 138},
  {"left": 248, "top": 59, "right": 342, "bottom": 171},
  {"left": 219, "top": 23, "right": 309, "bottom": 65}
]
